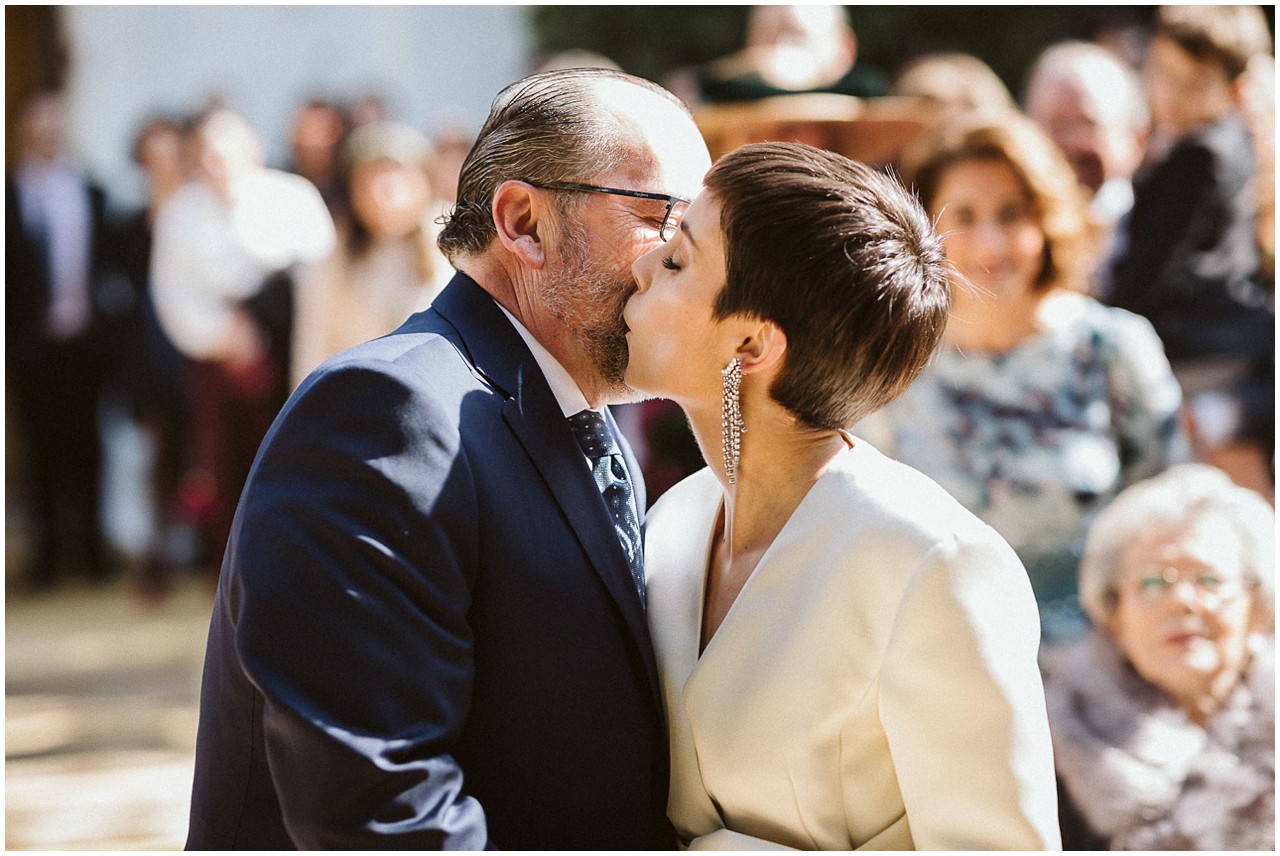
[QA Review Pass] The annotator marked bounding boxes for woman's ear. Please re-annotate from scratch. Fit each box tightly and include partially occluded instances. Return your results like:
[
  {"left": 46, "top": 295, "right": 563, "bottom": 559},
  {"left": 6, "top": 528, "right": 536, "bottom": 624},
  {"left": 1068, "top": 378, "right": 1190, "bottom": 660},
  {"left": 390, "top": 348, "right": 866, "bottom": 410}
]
[
  {"left": 492, "top": 180, "right": 547, "bottom": 270},
  {"left": 735, "top": 319, "right": 787, "bottom": 375}
]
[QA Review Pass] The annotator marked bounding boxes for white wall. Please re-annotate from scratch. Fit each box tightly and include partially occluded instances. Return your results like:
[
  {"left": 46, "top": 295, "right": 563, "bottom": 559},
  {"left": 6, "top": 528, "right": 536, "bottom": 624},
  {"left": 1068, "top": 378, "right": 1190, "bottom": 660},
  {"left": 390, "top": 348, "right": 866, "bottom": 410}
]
[{"left": 61, "top": 5, "right": 533, "bottom": 208}]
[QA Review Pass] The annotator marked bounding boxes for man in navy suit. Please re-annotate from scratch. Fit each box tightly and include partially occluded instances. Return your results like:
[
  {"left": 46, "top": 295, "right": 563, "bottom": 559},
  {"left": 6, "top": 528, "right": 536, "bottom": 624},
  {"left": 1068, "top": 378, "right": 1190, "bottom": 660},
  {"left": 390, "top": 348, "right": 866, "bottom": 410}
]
[
  {"left": 6, "top": 90, "right": 119, "bottom": 589},
  {"left": 186, "top": 68, "right": 711, "bottom": 848}
]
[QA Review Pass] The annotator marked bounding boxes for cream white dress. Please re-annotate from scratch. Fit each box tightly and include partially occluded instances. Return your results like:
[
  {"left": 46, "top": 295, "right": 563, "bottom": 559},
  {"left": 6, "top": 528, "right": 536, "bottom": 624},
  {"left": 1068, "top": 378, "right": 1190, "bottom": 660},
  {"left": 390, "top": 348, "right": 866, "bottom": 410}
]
[{"left": 644, "top": 440, "right": 1062, "bottom": 850}]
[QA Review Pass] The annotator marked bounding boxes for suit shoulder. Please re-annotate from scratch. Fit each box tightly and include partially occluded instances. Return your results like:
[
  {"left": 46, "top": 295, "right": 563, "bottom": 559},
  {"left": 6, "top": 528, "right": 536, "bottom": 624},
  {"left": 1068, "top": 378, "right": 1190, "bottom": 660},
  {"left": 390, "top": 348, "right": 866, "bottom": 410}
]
[
  {"left": 278, "top": 322, "right": 494, "bottom": 453},
  {"left": 301, "top": 316, "right": 476, "bottom": 394}
]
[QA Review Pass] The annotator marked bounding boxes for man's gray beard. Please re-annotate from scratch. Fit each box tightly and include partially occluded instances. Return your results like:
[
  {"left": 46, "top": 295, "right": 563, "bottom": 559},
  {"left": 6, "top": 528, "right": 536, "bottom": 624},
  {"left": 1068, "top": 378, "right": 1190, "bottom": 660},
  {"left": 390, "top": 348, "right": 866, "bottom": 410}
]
[{"left": 542, "top": 221, "right": 637, "bottom": 400}]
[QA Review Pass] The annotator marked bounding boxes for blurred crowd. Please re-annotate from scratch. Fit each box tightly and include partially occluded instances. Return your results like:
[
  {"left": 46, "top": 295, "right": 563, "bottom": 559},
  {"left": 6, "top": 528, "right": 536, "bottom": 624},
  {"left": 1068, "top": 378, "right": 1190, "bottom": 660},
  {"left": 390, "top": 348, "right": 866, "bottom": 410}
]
[
  {"left": 7, "top": 90, "right": 460, "bottom": 597},
  {"left": 5, "top": 5, "right": 1275, "bottom": 849}
]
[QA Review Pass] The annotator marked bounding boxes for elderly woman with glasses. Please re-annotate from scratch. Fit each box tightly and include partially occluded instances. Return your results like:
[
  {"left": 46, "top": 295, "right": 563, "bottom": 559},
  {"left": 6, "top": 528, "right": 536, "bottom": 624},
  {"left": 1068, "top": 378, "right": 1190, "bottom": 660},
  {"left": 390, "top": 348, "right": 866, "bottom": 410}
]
[{"left": 1045, "top": 463, "right": 1274, "bottom": 851}]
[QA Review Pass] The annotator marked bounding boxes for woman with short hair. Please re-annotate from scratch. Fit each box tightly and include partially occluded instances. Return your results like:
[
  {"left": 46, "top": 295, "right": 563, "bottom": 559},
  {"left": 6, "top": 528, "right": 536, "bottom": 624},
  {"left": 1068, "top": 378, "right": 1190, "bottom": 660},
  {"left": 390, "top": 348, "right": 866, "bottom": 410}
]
[
  {"left": 860, "top": 112, "right": 1185, "bottom": 651},
  {"left": 626, "top": 141, "right": 1060, "bottom": 850}
]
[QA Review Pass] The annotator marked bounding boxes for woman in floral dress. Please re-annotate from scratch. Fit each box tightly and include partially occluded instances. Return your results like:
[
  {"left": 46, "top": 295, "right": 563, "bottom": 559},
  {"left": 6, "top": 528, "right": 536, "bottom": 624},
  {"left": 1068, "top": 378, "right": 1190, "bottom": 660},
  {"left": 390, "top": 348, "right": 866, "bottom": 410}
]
[{"left": 861, "top": 113, "right": 1185, "bottom": 651}]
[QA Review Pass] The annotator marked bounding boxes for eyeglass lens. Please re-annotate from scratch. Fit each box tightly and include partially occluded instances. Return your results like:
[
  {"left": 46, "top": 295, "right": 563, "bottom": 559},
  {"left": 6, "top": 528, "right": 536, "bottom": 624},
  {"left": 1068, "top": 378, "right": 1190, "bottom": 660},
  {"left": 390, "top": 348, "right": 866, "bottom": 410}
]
[
  {"left": 661, "top": 199, "right": 690, "bottom": 242},
  {"left": 1132, "top": 565, "right": 1244, "bottom": 602}
]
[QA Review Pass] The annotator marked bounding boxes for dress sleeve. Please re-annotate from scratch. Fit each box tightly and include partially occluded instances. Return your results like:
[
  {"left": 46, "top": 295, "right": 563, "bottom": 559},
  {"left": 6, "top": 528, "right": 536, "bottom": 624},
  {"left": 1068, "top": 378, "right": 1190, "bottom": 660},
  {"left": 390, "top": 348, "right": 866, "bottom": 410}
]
[
  {"left": 878, "top": 533, "right": 1063, "bottom": 850},
  {"left": 225, "top": 358, "right": 491, "bottom": 847},
  {"left": 1097, "top": 308, "right": 1186, "bottom": 486}
]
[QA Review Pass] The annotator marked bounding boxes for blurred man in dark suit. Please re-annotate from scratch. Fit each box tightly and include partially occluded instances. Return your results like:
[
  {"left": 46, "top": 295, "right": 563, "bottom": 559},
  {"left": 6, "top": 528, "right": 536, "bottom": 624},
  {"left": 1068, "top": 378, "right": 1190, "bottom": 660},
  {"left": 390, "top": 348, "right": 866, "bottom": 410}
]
[{"left": 6, "top": 90, "right": 117, "bottom": 589}]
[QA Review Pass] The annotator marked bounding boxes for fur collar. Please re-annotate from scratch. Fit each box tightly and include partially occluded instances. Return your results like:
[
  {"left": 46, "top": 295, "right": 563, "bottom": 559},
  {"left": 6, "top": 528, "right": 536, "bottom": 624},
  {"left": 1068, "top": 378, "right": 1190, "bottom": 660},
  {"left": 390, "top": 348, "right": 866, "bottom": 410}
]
[{"left": 1045, "top": 632, "right": 1274, "bottom": 850}]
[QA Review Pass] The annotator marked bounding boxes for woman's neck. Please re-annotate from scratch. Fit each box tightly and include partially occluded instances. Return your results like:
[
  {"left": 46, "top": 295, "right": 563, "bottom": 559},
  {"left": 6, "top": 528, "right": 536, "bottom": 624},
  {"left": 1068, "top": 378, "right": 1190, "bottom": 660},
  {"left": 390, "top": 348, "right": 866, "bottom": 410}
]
[
  {"left": 685, "top": 384, "right": 848, "bottom": 653},
  {"left": 946, "top": 286, "right": 1048, "bottom": 354},
  {"left": 685, "top": 389, "right": 848, "bottom": 555}
]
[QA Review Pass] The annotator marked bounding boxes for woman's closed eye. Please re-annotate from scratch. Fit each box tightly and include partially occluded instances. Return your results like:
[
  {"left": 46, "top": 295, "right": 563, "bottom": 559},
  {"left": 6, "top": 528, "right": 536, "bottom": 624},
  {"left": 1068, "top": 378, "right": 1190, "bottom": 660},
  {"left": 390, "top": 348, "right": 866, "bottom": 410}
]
[{"left": 662, "top": 256, "right": 682, "bottom": 272}]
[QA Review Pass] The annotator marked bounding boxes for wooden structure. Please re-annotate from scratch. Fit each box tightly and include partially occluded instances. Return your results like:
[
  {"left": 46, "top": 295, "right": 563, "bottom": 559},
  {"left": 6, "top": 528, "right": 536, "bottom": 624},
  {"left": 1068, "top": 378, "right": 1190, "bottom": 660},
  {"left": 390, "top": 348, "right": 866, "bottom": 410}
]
[{"left": 694, "top": 94, "right": 940, "bottom": 168}]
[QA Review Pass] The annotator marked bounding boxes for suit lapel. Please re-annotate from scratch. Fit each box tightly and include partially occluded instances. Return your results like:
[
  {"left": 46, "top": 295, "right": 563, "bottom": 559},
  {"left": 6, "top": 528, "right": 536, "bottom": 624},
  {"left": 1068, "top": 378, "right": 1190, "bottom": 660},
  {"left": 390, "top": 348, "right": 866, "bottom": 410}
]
[{"left": 432, "top": 274, "right": 661, "bottom": 706}]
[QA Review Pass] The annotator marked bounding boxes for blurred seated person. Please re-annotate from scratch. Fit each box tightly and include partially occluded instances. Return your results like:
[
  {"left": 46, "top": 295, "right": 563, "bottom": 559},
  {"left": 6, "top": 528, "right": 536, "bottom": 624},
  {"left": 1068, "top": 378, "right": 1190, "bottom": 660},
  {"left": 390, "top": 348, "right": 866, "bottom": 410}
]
[
  {"left": 1023, "top": 41, "right": 1148, "bottom": 298},
  {"left": 859, "top": 113, "right": 1185, "bottom": 650},
  {"left": 667, "top": 5, "right": 888, "bottom": 107},
  {"left": 892, "top": 52, "right": 1014, "bottom": 124},
  {"left": 291, "top": 122, "right": 453, "bottom": 387},
  {"left": 348, "top": 92, "right": 390, "bottom": 129},
  {"left": 1110, "top": 5, "right": 1274, "bottom": 501},
  {"left": 1238, "top": 53, "right": 1274, "bottom": 282},
  {"left": 1024, "top": 41, "right": 1148, "bottom": 230},
  {"left": 1046, "top": 463, "right": 1274, "bottom": 850}
]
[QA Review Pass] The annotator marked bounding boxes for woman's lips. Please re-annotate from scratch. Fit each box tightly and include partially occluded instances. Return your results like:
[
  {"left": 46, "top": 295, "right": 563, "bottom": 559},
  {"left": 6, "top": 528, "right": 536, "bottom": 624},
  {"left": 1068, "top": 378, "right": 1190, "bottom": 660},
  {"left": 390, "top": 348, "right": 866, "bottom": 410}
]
[{"left": 1164, "top": 627, "right": 1212, "bottom": 649}]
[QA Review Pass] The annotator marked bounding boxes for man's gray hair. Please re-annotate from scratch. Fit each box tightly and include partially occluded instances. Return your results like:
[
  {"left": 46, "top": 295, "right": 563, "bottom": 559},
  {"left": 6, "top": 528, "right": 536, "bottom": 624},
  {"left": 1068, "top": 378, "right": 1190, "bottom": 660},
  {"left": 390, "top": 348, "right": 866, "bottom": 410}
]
[
  {"left": 1024, "top": 40, "right": 1149, "bottom": 133},
  {"left": 437, "top": 67, "right": 688, "bottom": 263},
  {"left": 1078, "top": 463, "right": 1275, "bottom": 623}
]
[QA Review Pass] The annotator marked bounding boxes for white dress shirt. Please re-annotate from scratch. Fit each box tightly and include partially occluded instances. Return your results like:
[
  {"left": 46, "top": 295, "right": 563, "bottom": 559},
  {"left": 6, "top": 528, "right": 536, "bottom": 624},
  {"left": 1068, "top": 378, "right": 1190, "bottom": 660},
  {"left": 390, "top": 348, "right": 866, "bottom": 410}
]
[
  {"left": 151, "top": 168, "right": 334, "bottom": 360},
  {"left": 495, "top": 301, "right": 591, "bottom": 418},
  {"left": 16, "top": 159, "right": 94, "bottom": 339}
]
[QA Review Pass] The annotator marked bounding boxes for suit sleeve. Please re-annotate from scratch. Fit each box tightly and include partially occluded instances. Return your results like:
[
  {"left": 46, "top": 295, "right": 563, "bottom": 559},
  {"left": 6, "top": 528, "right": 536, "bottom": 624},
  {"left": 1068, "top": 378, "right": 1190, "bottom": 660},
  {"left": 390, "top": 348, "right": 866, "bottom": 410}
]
[
  {"left": 878, "top": 533, "right": 1063, "bottom": 850},
  {"left": 224, "top": 357, "right": 491, "bottom": 848}
]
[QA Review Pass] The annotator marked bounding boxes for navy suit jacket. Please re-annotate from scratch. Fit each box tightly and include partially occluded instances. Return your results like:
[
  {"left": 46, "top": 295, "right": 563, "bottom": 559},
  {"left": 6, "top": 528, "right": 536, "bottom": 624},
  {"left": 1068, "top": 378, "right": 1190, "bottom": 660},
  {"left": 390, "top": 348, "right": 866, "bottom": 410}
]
[{"left": 187, "top": 273, "right": 673, "bottom": 849}]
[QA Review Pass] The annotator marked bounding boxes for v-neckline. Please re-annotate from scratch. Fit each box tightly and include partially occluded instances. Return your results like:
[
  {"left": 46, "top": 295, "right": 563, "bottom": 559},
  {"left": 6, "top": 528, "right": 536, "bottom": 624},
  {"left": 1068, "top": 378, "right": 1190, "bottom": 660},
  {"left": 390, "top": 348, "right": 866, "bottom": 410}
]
[{"left": 693, "top": 437, "right": 859, "bottom": 663}]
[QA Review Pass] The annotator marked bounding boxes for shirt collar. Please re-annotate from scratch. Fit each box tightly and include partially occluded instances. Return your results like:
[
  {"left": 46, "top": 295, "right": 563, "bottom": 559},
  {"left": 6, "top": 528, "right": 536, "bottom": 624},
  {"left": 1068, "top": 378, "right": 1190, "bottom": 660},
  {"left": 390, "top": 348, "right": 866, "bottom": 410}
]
[{"left": 494, "top": 300, "right": 592, "bottom": 418}]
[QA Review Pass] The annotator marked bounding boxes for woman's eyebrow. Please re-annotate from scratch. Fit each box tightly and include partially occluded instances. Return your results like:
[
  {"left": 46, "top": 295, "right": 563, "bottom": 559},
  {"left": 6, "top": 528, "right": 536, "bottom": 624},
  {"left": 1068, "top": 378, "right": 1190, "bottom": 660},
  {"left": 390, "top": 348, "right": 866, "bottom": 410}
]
[{"left": 679, "top": 218, "right": 698, "bottom": 250}]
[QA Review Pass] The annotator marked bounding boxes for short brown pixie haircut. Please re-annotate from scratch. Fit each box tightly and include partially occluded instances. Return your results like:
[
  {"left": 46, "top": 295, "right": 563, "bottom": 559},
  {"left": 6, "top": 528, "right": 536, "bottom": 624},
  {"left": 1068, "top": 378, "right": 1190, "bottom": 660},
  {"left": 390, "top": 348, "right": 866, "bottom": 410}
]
[
  {"left": 704, "top": 142, "right": 949, "bottom": 430},
  {"left": 901, "top": 112, "right": 1090, "bottom": 293},
  {"left": 1155, "top": 4, "right": 1273, "bottom": 81}
]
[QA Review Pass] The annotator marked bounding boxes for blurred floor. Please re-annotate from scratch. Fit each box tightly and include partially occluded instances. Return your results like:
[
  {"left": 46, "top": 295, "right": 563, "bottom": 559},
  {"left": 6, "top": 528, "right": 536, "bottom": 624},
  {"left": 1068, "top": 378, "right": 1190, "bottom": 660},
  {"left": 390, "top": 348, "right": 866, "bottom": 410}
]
[{"left": 5, "top": 573, "right": 213, "bottom": 850}]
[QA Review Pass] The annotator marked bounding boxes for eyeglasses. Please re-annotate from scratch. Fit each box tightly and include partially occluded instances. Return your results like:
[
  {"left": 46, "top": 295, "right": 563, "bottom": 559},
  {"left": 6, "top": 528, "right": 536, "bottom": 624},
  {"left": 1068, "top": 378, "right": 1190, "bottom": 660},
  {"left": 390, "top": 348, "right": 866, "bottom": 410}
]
[
  {"left": 529, "top": 180, "right": 690, "bottom": 242},
  {"left": 1121, "top": 564, "right": 1249, "bottom": 607}
]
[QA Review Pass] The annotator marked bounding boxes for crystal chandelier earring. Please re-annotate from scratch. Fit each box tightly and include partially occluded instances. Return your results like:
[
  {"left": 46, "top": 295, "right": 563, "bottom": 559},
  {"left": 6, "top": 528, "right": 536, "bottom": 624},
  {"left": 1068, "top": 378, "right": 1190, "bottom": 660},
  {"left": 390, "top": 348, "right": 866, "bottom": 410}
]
[{"left": 721, "top": 357, "right": 746, "bottom": 484}]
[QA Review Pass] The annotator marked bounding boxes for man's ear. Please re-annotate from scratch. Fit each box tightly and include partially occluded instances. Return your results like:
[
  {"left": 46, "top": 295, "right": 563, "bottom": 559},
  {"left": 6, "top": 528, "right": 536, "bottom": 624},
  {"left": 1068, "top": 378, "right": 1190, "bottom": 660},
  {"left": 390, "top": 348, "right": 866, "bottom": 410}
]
[
  {"left": 492, "top": 180, "right": 548, "bottom": 270},
  {"left": 735, "top": 319, "right": 787, "bottom": 375}
]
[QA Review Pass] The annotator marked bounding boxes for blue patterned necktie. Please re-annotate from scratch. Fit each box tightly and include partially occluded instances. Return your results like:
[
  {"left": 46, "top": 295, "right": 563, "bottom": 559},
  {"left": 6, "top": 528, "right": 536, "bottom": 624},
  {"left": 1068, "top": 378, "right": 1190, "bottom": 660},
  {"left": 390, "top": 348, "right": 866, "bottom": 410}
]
[{"left": 567, "top": 410, "right": 645, "bottom": 607}]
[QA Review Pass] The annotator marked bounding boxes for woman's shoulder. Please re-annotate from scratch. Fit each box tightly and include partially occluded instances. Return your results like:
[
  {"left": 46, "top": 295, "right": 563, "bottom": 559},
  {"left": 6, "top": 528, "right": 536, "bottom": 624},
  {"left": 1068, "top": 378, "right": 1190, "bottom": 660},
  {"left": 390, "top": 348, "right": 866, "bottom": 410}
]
[
  {"left": 1041, "top": 291, "right": 1171, "bottom": 364},
  {"left": 1041, "top": 290, "right": 1156, "bottom": 340},
  {"left": 816, "top": 442, "right": 1021, "bottom": 565}
]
